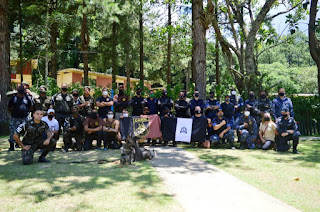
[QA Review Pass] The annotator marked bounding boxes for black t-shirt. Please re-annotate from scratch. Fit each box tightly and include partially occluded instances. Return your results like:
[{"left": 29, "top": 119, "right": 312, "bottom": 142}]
[
  {"left": 8, "top": 95, "right": 32, "bottom": 118},
  {"left": 96, "top": 96, "right": 112, "bottom": 119}
]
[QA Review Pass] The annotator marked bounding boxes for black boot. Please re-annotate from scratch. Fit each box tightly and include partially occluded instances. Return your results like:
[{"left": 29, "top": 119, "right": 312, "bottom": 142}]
[
  {"left": 8, "top": 143, "right": 14, "bottom": 152},
  {"left": 38, "top": 156, "right": 51, "bottom": 163},
  {"left": 292, "top": 145, "right": 299, "bottom": 154}
]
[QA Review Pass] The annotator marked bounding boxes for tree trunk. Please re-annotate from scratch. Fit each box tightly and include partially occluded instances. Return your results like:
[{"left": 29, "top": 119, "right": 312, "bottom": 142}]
[
  {"left": 0, "top": 0, "right": 11, "bottom": 128},
  {"left": 80, "top": 5, "right": 89, "bottom": 86},
  {"left": 139, "top": 0, "right": 144, "bottom": 88},
  {"left": 112, "top": 21, "right": 117, "bottom": 90},
  {"left": 245, "top": 0, "right": 276, "bottom": 90},
  {"left": 192, "top": 0, "right": 206, "bottom": 100},
  {"left": 166, "top": 1, "right": 172, "bottom": 85},
  {"left": 215, "top": 39, "right": 220, "bottom": 85},
  {"left": 124, "top": 20, "right": 131, "bottom": 92},
  {"left": 308, "top": 0, "right": 320, "bottom": 94},
  {"left": 48, "top": 0, "right": 58, "bottom": 80},
  {"left": 18, "top": 0, "right": 23, "bottom": 82}
]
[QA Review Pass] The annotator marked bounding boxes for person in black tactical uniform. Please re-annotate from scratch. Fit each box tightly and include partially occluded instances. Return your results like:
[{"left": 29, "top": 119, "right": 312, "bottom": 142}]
[
  {"left": 276, "top": 107, "right": 300, "bottom": 154},
  {"left": 13, "top": 109, "right": 55, "bottom": 165},
  {"left": 130, "top": 87, "right": 144, "bottom": 116},
  {"left": 209, "top": 109, "right": 235, "bottom": 149},
  {"left": 175, "top": 91, "right": 190, "bottom": 118},
  {"left": 158, "top": 89, "right": 173, "bottom": 118},
  {"left": 8, "top": 85, "right": 33, "bottom": 151},
  {"left": 63, "top": 107, "right": 85, "bottom": 151},
  {"left": 51, "top": 83, "right": 74, "bottom": 137}
]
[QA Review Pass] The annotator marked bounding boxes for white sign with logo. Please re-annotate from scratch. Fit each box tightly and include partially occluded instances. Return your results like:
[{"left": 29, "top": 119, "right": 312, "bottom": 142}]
[{"left": 175, "top": 118, "right": 193, "bottom": 142}]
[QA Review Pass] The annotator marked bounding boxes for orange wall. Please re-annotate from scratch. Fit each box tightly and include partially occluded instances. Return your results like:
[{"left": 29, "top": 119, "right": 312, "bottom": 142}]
[
  {"left": 72, "top": 72, "right": 82, "bottom": 83},
  {"left": 96, "top": 76, "right": 112, "bottom": 87}
]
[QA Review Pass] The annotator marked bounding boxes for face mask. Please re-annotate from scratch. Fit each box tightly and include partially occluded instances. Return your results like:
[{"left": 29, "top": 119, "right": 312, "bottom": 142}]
[
  {"left": 210, "top": 95, "right": 214, "bottom": 99},
  {"left": 90, "top": 113, "right": 97, "bottom": 119},
  {"left": 150, "top": 94, "right": 155, "bottom": 98},
  {"left": 282, "top": 113, "right": 288, "bottom": 118},
  {"left": 244, "top": 111, "right": 250, "bottom": 117},
  {"left": 119, "top": 90, "right": 124, "bottom": 95},
  {"left": 73, "top": 93, "right": 78, "bottom": 97},
  {"left": 194, "top": 93, "right": 199, "bottom": 98},
  {"left": 62, "top": 87, "right": 68, "bottom": 92},
  {"left": 163, "top": 92, "right": 167, "bottom": 96},
  {"left": 279, "top": 92, "right": 285, "bottom": 97},
  {"left": 195, "top": 110, "right": 201, "bottom": 114},
  {"left": 40, "top": 91, "right": 46, "bottom": 95},
  {"left": 249, "top": 94, "right": 255, "bottom": 99},
  {"left": 103, "top": 91, "right": 108, "bottom": 96},
  {"left": 260, "top": 95, "right": 266, "bottom": 99},
  {"left": 48, "top": 114, "right": 54, "bottom": 119},
  {"left": 264, "top": 117, "right": 270, "bottom": 121},
  {"left": 123, "top": 113, "right": 129, "bottom": 117},
  {"left": 136, "top": 91, "right": 141, "bottom": 95},
  {"left": 225, "top": 98, "right": 230, "bottom": 102},
  {"left": 107, "top": 114, "right": 114, "bottom": 119},
  {"left": 231, "top": 91, "right": 237, "bottom": 96}
]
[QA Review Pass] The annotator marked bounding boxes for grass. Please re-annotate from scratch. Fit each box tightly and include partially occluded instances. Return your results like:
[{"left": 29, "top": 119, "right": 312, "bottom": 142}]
[
  {"left": 184, "top": 138, "right": 320, "bottom": 212},
  {"left": 0, "top": 137, "right": 182, "bottom": 212}
]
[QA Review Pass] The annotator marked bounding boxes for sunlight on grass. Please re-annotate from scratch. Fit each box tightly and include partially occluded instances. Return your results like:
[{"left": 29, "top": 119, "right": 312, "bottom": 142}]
[
  {"left": 0, "top": 138, "right": 182, "bottom": 212},
  {"left": 185, "top": 139, "right": 320, "bottom": 212}
]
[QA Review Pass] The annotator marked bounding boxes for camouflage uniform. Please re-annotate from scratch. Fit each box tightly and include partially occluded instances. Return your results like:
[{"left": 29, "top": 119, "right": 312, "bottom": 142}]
[
  {"left": 15, "top": 119, "right": 56, "bottom": 165},
  {"left": 51, "top": 92, "right": 74, "bottom": 133},
  {"left": 34, "top": 95, "right": 51, "bottom": 114},
  {"left": 234, "top": 115, "right": 258, "bottom": 149},
  {"left": 63, "top": 115, "right": 85, "bottom": 151},
  {"left": 77, "top": 95, "right": 95, "bottom": 117}
]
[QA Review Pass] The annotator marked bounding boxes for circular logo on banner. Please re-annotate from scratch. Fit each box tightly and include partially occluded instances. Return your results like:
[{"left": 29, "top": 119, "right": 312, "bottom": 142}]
[{"left": 133, "top": 117, "right": 150, "bottom": 138}]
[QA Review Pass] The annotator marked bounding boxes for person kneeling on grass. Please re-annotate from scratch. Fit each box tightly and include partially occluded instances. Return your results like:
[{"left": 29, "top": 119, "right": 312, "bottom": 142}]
[
  {"left": 275, "top": 107, "right": 300, "bottom": 154},
  {"left": 234, "top": 108, "right": 258, "bottom": 150},
  {"left": 258, "top": 112, "right": 276, "bottom": 150},
  {"left": 209, "top": 109, "right": 235, "bottom": 149},
  {"left": 103, "top": 111, "right": 121, "bottom": 149},
  {"left": 83, "top": 109, "right": 104, "bottom": 151},
  {"left": 13, "top": 109, "right": 55, "bottom": 165}
]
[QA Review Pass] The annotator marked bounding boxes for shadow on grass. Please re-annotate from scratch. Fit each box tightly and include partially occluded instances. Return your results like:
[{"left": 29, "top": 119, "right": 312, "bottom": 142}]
[{"left": 0, "top": 141, "right": 171, "bottom": 204}]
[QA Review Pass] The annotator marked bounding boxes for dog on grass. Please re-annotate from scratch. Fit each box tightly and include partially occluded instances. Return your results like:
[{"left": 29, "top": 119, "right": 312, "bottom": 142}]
[{"left": 120, "top": 136, "right": 155, "bottom": 165}]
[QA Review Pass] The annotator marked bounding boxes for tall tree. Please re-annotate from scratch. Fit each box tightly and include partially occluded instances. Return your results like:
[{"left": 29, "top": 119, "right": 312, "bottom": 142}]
[
  {"left": 112, "top": 20, "right": 117, "bottom": 90},
  {"left": 49, "top": 0, "right": 58, "bottom": 80},
  {"left": 139, "top": 0, "right": 144, "bottom": 88},
  {"left": 207, "top": 0, "right": 302, "bottom": 92},
  {"left": 166, "top": 0, "right": 172, "bottom": 85},
  {"left": 0, "top": 0, "right": 11, "bottom": 127},
  {"left": 80, "top": 0, "right": 89, "bottom": 86},
  {"left": 308, "top": 0, "right": 320, "bottom": 94},
  {"left": 192, "top": 0, "right": 206, "bottom": 99}
]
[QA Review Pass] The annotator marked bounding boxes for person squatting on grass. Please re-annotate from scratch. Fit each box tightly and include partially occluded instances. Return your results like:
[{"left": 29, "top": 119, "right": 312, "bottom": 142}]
[
  {"left": 275, "top": 107, "right": 300, "bottom": 154},
  {"left": 13, "top": 109, "right": 55, "bottom": 165},
  {"left": 258, "top": 113, "right": 277, "bottom": 150}
]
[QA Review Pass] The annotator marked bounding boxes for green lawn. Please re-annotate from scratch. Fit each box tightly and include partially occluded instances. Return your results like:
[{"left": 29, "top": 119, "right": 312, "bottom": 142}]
[
  {"left": 185, "top": 138, "right": 320, "bottom": 212},
  {"left": 0, "top": 137, "right": 182, "bottom": 212}
]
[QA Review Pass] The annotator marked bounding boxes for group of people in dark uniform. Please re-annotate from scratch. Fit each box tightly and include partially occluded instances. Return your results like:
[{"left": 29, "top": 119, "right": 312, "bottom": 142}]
[{"left": 7, "top": 82, "right": 300, "bottom": 165}]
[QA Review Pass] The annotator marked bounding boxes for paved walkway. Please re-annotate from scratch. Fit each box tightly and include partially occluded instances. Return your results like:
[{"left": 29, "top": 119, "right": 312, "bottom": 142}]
[{"left": 149, "top": 146, "right": 300, "bottom": 212}]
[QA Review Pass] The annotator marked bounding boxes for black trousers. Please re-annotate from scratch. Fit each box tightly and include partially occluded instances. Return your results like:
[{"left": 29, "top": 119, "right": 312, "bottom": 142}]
[{"left": 276, "top": 131, "right": 300, "bottom": 151}]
